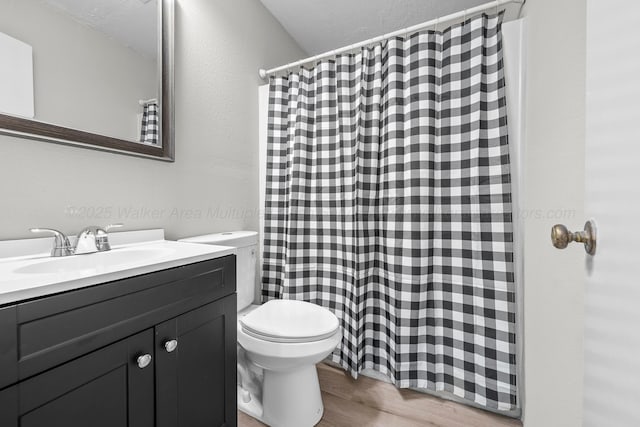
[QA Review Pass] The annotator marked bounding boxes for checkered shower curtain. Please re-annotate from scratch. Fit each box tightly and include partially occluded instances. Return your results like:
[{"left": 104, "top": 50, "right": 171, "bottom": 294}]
[
  {"left": 263, "top": 13, "right": 517, "bottom": 411},
  {"left": 140, "top": 102, "right": 159, "bottom": 145}
]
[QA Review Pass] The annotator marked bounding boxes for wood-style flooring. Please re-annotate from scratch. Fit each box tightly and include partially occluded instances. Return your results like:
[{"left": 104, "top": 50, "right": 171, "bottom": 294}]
[{"left": 238, "top": 363, "right": 522, "bottom": 427}]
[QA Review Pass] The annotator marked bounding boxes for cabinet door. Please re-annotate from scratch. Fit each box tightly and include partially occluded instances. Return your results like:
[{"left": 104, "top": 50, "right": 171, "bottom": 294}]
[
  {"left": 156, "top": 295, "right": 237, "bottom": 427},
  {"left": 15, "top": 329, "right": 154, "bottom": 427},
  {"left": 0, "top": 386, "right": 17, "bottom": 427}
]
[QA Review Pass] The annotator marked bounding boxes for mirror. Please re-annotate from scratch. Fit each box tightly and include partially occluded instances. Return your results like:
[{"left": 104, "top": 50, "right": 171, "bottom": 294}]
[{"left": 0, "top": 0, "right": 174, "bottom": 161}]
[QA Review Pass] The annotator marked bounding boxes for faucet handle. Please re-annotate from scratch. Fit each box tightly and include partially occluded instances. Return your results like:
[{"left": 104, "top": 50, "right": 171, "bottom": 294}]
[
  {"left": 96, "top": 223, "right": 124, "bottom": 251},
  {"left": 30, "top": 228, "right": 73, "bottom": 257},
  {"left": 96, "top": 224, "right": 116, "bottom": 251},
  {"left": 74, "top": 224, "right": 124, "bottom": 254},
  {"left": 104, "top": 223, "right": 124, "bottom": 232},
  {"left": 98, "top": 224, "right": 123, "bottom": 252}
]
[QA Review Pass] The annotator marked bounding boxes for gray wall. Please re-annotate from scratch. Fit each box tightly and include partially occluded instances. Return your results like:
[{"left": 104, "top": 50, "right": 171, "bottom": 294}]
[
  {"left": 520, "top": 0, "right": 586, "bottom": 425},
  {"left": 0, "top": 0, "right": 305, "bottom": 241}
]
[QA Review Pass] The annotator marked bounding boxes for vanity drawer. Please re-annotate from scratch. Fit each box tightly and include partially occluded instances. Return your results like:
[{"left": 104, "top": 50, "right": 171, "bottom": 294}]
[{"left": 11, "top": 255, "right": 235, "bottom": 385}]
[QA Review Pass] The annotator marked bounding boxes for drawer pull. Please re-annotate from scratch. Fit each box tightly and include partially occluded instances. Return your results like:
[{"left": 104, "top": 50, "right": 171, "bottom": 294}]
[
  {"left": 164, "top": 339, "right": 178, "bottom": 353},
  {"left": 136, "top": 354, "right": 152, "bottom": 369}
]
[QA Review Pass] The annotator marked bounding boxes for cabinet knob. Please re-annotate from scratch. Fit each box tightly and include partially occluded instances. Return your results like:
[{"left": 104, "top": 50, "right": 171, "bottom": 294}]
[
  {"left": 136, "top": 353, "right": 152, "bottom": 369},
  {"left": 164, "top": 339, "right": 178, "bottom": 353}
]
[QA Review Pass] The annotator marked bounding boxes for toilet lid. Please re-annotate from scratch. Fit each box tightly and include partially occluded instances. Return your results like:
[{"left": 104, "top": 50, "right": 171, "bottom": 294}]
[{"left": 240, "top": 299, "right": 340, "bottom": 343}]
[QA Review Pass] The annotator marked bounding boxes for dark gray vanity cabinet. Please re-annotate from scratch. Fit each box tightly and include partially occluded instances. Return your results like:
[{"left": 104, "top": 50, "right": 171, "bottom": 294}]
[{"left": 0, "top": 255, "right": 237, "bottom": 427}]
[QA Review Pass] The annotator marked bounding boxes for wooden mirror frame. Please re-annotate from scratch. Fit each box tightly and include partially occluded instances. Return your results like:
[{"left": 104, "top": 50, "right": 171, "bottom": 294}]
[{"left": 0, "top": 0, "right": 175, "bottom": 162}]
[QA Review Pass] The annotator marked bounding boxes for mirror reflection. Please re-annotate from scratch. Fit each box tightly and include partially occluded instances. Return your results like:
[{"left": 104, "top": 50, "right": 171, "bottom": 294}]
[{"left": 0, "top": 0, "right": 159, "bottom": 146}]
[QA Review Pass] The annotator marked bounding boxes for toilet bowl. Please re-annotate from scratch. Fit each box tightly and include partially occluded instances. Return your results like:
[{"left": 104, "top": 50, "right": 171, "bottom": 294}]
[
  {"left": 179, "top": 231, "right": 341, "bottom": 427},
  {"left": 239, "top": 299, "right": 341, "bottom": 427}
]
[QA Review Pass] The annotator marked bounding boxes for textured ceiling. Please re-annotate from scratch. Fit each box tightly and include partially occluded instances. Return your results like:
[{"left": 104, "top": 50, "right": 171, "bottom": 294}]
[
  {"left": 259, "top": 0, "right": 504, "bottom": 55},
  {"left": 41, "top": 0, "right": 157, "bottom": 60}
]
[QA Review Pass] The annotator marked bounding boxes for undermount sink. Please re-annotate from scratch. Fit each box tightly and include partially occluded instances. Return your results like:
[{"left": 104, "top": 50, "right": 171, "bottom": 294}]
[{"left": 14, "top": 246, "right": 175, "bottom": 275}]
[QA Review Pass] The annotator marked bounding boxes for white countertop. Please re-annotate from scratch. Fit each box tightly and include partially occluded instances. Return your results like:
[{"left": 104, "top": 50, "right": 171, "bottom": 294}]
[{"left": 0, "top": 229, "right": 235, "bottom": 305}]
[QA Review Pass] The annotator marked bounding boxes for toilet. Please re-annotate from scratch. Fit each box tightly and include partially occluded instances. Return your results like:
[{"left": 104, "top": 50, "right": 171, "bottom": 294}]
[{"left": 179, "top": 231, "right": 341, "bottom": 427}]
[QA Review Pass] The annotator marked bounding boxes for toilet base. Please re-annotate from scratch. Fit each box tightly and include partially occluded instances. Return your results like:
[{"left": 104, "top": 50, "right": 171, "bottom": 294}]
[
  {"left": 262, "top": 365, "right": 324, "bottom": 427},
  {"left": 237, "top": 385, "right": 264, "bottom": 421}
]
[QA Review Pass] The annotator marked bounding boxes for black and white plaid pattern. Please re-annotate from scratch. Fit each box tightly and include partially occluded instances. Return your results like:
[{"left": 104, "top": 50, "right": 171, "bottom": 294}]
[
  {"left": 263, "top": 13, "right": 516, "bottom": 411},
  {"left": 140, "top": 102, "right": 159, "bottom": 145}
]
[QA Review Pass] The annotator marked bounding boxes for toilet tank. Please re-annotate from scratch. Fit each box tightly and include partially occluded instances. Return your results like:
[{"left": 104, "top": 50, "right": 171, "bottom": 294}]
[{"left": 179, "top": 231, "right": 258, "bottom": 311}]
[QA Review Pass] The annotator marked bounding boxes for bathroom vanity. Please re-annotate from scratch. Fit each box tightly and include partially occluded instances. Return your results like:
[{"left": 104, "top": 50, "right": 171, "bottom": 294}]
[{"left": 0, "top": 230, "right": 237, "bottom": 427}]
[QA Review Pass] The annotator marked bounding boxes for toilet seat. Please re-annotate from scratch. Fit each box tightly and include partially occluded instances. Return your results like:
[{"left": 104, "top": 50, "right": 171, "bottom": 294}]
[
  {"left": 241, "top": 327, "right": 339, "bottom": 343},
  {"left": 240, "top": 299, "right": 340, "bottom": 344}
]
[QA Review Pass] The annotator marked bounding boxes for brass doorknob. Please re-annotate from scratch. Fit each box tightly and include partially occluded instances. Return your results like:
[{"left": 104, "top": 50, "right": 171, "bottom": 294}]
[{"left": 551, "top": 220, "right": 597, "bottom": 255}]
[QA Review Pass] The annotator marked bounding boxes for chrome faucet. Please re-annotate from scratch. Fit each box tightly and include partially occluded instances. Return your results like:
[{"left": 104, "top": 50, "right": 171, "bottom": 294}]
[
  {"left": 74, "top": 224, "right": 123, "bottom": 255},
  {"left": 30, "top": 224, "right": 123, "bottom": 257},
  {"left": 29, "top": 228, "right": 74, "bottom": 257}
]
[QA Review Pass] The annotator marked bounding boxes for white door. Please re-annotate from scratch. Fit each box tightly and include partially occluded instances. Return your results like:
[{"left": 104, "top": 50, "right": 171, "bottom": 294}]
[{"left": 584, "top": 1, "right": 640, "bottom": 425}]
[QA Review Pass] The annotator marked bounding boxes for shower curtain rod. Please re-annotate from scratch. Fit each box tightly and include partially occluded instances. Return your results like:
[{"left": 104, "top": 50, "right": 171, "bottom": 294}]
[{"left": 259, "top": 0, "right": 525, "bottom": 79}]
